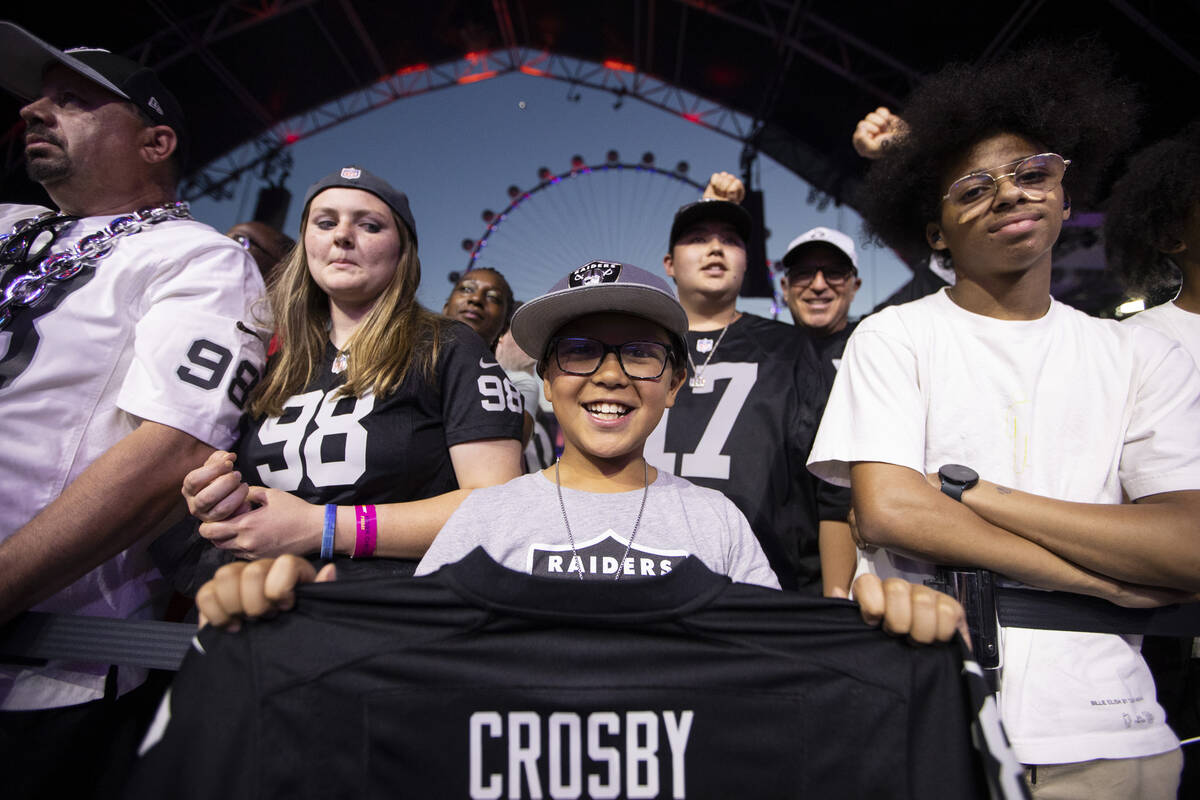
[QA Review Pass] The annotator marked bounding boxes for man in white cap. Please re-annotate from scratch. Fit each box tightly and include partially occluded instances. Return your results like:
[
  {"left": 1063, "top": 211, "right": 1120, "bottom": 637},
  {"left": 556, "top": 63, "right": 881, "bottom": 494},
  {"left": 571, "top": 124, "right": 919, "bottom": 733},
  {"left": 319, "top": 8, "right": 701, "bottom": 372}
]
[
  {"left": 781, "top": 226, "right": 862, "bottom": 372},
  {"left": 0, "top": 22, "right": 264, "bottom": 796}
]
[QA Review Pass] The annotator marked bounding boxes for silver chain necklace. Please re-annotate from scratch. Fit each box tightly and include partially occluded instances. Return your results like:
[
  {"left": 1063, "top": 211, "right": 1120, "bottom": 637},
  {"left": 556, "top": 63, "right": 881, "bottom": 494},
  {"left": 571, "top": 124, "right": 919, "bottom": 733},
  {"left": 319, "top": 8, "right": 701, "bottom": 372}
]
[
  {"left": 554, "top": 458, "right": 650, "bottom": 581},
  {"left": 686, "top": 323, "right": 732, "bottom": 388},
  {"left": 0, "top": 201, "right": 193, "bottom": 329}
]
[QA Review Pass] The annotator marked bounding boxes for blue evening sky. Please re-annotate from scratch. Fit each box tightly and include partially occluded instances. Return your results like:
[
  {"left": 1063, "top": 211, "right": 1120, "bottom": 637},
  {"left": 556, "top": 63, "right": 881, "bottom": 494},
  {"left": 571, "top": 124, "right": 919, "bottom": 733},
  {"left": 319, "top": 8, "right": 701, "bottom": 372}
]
[{"left": 189, "top": 68, "right": 910, "bottom": 319}]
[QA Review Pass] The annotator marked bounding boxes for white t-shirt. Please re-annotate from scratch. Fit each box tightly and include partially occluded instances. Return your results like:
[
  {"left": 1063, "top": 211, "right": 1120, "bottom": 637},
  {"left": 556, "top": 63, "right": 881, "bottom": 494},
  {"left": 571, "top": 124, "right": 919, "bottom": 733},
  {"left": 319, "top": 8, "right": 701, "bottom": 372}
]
[
  {"left": 0, "top": 204, "right": 267, "bottom": 709},
  {"left": 417, "top": 470, "right": 780, "bottom": 589},
  {"left": 1124, "top": 300, "right": 1200, "bottom": 368},
  {"left": 808, "top": 287, "right": 1200, "bottom": 764}
]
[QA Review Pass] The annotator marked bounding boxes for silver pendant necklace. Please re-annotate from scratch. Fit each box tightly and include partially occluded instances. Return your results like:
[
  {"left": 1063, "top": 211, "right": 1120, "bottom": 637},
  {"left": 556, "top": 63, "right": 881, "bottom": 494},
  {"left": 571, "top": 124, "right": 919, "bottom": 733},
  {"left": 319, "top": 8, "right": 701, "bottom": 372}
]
[
  {"left": 555, "top": 458, "right": 649, "bottom": 581},
  {"left": 331, "top": 351, "right": 349, "bottom": 374},
  {"left": 686, "top": 322, "right": 732, "bottom": 388}
]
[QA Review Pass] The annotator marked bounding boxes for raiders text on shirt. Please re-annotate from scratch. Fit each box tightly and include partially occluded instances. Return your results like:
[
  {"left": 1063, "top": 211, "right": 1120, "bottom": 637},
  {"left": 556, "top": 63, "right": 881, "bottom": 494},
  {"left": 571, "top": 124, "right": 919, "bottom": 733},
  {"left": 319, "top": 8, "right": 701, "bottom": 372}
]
[{"left": 527, "top": 532, "right": 689, "bottom": 580}]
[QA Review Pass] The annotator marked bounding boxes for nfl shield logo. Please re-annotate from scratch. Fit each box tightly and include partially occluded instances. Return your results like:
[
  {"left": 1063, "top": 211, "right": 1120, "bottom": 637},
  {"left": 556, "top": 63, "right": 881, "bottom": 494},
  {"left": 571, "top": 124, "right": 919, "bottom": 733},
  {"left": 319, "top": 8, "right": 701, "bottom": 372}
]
[
  {"left": 340, "top": 167, "right": 362, "bottom": 180},
  {"left": 696, "top": 338, "right": 714, "bottom": 353}
]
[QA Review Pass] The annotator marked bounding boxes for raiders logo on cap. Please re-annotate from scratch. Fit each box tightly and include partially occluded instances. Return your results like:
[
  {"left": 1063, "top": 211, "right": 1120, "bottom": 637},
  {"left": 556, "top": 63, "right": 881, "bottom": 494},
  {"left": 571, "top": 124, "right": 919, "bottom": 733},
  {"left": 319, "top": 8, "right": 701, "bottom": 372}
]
[
  {"left": 340, "top": 167, "right": 362, "bottom": 180},
  {"left": 569, "top": 260, "right": 622, "bottom": 288}
]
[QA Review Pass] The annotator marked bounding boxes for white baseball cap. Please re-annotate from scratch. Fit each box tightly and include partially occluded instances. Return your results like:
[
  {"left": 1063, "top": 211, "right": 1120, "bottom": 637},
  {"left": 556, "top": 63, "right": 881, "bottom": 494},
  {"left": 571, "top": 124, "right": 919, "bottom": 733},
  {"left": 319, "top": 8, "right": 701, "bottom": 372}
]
[{"left": 782, "top": 226, "right": 858, "bottom": 269}]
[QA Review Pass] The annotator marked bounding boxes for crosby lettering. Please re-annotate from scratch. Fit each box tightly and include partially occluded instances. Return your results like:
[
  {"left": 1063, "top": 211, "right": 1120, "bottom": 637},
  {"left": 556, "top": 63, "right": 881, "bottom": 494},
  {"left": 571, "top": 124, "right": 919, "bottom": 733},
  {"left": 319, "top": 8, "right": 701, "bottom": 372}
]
[{"left": 469, "top": 709, "right": 694, "bottom": 800}]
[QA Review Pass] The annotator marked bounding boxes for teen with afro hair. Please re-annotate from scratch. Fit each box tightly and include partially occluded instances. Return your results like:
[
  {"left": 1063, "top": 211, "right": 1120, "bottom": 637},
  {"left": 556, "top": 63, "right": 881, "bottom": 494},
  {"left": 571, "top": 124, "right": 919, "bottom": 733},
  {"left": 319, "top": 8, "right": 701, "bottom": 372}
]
[
  {"left": 1106, "top": 121, "right": 1200, "bottom": 367},
  {"left": 809, "top": 42, "right": 1200, "bottom": 798}
]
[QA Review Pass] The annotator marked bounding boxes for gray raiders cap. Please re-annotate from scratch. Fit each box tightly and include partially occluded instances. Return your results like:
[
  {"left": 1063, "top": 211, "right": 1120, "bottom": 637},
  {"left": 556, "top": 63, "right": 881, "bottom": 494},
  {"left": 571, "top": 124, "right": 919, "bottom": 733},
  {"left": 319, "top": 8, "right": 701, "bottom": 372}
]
[{"left": 511, "top": 260, "right": 689, "bottom": 367}]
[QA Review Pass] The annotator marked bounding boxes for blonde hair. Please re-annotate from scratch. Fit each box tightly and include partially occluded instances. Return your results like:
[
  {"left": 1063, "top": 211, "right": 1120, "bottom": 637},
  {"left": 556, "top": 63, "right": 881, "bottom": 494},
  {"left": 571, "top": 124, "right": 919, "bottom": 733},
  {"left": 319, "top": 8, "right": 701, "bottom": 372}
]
[{"left": 249, "top": 200, "right": 445, "bottom": 419}]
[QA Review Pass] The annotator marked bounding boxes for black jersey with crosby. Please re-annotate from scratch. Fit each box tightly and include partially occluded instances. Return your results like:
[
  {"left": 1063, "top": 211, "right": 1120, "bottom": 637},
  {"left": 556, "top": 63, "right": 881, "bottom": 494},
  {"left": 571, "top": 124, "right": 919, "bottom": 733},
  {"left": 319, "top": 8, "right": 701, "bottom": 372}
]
[
  {"left": 646, "top": 314, "right": 845, "bottom": 592},
  {"left": 130, "top": 548, "right": 1026, "bottom": 800}
]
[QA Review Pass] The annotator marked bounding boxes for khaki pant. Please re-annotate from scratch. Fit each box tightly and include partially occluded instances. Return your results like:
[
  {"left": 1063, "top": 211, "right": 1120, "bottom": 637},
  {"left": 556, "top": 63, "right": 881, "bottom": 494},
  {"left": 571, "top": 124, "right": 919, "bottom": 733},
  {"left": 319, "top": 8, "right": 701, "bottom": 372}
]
[{"left": 1025, "top": 748, "right": 1183, "bottom": 800}]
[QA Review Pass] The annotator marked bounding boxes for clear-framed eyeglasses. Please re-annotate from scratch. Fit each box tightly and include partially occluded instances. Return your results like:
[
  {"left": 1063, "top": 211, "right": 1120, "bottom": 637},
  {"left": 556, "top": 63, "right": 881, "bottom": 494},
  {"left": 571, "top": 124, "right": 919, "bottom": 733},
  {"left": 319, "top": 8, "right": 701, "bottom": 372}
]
[
  {"left": 941, "top": 153, "right": 1071, "bottom": 221},
  {"left": 549, "top": 337, "right": 672, "bottom": 380}
]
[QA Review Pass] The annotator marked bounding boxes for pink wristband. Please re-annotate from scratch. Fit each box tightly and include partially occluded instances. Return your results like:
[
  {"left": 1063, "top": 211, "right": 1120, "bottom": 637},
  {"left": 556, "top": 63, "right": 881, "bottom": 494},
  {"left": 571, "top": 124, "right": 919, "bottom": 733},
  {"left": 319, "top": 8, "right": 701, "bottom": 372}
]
[{"left": 353, "top": 504, "right": 377, "bottom": 558}]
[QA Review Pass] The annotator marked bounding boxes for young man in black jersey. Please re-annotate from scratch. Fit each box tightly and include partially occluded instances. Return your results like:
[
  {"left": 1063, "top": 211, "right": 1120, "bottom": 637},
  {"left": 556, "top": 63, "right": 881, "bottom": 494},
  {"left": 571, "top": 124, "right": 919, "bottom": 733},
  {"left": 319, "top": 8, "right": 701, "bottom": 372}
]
[{"left": 647, "top": 173, "right": 851, "bottom": 594}]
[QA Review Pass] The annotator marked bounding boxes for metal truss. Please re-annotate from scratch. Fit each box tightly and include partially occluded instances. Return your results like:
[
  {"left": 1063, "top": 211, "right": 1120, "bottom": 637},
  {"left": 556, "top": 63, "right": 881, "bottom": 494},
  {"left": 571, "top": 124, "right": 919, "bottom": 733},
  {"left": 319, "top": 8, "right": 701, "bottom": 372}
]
[
  {"left": 669, "top": 0, "right": 922, "bottom": 109},
  {"left": 182, "top": 47, "right": 756, "bottom": 201}
]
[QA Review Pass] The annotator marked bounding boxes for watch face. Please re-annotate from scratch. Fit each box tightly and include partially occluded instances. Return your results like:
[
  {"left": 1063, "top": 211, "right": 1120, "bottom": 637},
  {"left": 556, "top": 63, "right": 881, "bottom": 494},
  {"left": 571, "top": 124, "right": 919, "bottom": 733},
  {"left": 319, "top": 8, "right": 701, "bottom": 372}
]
[{"left": 940, "top": 464, "right": 979, "bottom": 485}]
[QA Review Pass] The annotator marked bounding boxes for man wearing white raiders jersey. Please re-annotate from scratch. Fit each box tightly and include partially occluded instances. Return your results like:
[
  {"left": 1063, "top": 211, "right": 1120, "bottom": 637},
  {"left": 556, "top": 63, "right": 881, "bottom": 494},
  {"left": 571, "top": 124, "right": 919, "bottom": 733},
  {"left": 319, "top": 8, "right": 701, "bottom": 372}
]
[
  {"left": 646, "top": 173, "right": 850, "bottom": 593},
  {"left": 0, "top": 23, "right": 264, "bottom": 798}
]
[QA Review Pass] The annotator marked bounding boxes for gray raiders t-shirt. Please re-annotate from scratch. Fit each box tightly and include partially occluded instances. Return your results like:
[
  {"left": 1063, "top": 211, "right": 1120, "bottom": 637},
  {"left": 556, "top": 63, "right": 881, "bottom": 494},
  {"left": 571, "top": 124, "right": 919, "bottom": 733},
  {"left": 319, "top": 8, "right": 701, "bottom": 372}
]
[{"left": 417, "top": 471, "right": 780, "bottom": 588}]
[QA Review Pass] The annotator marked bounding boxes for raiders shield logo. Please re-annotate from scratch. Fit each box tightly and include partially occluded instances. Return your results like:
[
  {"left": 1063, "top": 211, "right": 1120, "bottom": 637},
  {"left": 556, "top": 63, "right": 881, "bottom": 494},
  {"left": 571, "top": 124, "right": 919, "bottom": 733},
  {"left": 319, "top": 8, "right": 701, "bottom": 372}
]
[
  {"left": 340, "top": 167, "right": 362, "bottom": 180},
  {"left": 568, "top": 261, "right": 622, "bottom": 288},
  {"left": 526, "top": 531, "right": 689, "bottom": 580}
]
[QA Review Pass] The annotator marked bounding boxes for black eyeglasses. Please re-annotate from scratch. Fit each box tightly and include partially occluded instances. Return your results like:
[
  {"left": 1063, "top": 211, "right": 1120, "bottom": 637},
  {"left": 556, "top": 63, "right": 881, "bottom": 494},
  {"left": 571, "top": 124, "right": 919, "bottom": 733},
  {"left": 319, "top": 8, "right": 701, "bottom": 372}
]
[
  {"left": 786, "top": 264, "right": 857, "bottom": 287},
  {"left": 549, "top": 337, "right": 672, "bottom": 380}
]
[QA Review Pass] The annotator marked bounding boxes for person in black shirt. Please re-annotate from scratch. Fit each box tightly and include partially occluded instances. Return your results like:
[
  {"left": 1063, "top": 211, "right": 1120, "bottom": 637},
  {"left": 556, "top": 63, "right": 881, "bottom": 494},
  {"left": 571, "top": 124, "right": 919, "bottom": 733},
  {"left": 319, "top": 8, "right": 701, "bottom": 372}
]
[
  {"left": 179, "top": 166, "right": 523, "bottom": 577},
  {"left": 647, "top": 173, "right": 848, "bottom": 594},
  {"left": 780, "top": 225, "right": 862, "bottom": 373}
]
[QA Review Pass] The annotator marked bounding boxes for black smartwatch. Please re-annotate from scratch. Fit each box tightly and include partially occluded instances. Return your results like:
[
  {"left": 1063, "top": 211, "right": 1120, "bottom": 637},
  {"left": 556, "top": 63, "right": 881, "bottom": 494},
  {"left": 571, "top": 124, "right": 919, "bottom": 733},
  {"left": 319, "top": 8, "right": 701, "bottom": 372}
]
[{"left": 938, "top": 464, "right": 979, "bottom": 502}]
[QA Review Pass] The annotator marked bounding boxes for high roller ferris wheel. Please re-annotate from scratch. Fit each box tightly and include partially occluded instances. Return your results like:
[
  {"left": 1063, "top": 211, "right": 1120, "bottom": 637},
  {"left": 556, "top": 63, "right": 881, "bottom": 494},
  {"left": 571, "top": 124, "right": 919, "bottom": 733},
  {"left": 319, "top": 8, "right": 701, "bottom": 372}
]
[{"left": 454, "top": 150, "right": 706, "bottom": 299}]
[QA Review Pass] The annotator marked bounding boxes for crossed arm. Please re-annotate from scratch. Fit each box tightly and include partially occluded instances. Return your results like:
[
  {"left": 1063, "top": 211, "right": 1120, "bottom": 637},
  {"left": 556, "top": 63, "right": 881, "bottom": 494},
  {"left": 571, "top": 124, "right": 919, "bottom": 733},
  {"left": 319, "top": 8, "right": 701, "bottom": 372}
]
[
  {"left": 0, "top": 421, "right": 212, "bottom": 624},
  {"left": 850, "top": 462, "right": 1200, "bottom": 605}
]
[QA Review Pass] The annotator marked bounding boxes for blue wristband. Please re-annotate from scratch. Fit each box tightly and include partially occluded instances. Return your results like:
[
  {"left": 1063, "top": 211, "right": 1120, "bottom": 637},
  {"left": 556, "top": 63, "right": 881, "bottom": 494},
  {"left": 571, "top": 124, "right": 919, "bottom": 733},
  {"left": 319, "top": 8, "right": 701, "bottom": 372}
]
[{"left": 321, "top": 504, "right": 337, "bottom": 560}]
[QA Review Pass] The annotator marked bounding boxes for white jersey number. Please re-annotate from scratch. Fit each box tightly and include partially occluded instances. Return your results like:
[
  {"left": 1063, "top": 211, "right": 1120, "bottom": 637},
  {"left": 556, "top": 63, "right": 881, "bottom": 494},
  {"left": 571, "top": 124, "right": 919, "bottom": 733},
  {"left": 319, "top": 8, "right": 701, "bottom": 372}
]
[
  {"left": 478, "top": 374, "right": 523, "bottom": 413},
  {"left": 645, "top": 362, "right": 758, "bottom": 480},
  {"left": 254, "top": 388, "right": 375, "bottom": 490}
]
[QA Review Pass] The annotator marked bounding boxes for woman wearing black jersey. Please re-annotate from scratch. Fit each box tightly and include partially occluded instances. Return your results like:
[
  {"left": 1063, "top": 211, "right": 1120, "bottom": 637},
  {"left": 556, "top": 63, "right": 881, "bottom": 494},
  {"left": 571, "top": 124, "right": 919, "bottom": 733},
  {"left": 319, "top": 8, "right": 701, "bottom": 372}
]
[{"left": 180, "top": 167, "right": 523, "bottom": 575}]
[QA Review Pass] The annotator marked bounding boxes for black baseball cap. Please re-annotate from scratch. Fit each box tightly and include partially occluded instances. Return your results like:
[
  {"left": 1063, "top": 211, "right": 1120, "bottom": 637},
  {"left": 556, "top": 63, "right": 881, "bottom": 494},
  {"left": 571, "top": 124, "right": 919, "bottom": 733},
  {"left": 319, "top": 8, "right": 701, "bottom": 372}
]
[
  {"left": 303, "top": 166, "right": 419, "bottom": 246},
  {"left": 511, "top": 260, "right": 688, "bottom": 373},
  {"left": 668, "top": 198, "right": 753, "bottom": 250},
  {"left": 0, "top": 23, "right": 189, "bottom": 166}
]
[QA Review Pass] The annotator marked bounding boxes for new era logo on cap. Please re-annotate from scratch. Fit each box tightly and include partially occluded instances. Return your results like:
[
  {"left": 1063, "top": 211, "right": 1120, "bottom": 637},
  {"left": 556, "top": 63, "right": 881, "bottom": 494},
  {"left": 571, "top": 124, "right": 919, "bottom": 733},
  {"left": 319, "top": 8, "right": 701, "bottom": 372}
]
[
  {"left": 147, "top": 97, "right": 163, "bottom": 115},
  {"left": 569, "top": 261, "right": 622, "bottom": 287},
  {"left": 340, "top": 167, "right": 362, "bottom": 180}
]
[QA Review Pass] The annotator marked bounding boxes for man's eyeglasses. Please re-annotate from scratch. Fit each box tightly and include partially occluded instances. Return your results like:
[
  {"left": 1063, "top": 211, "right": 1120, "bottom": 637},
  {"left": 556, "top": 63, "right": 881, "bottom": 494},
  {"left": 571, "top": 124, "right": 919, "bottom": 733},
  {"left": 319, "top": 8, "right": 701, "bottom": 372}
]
[
  {"left": 785, "top": 264, "right": 857, "bottom": 288},
  {"left": 549, "top": 337, "right": 672, "bottom": 380},
  {"left": 941, "top": 153, "right": 1071, "bottom": 218}
]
